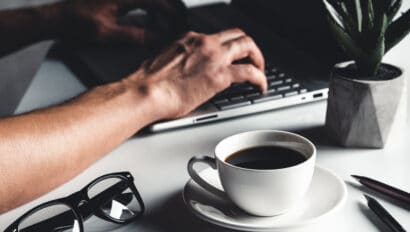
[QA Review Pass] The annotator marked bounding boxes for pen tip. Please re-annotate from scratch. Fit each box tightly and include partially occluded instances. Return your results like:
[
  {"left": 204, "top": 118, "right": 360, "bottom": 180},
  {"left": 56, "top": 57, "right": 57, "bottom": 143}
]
[
  {"left": 351, "top": 175, "right": 361, "bottom": 181},
  {"left": 364, "top": 194, "right": 373, "bottom": 202}
]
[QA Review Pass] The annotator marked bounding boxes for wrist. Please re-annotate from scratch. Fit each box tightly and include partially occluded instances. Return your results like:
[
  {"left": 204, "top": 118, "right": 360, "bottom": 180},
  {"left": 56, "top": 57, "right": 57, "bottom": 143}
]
[{"left": 120, "top": 75, "right": 168, "bottom": 124}]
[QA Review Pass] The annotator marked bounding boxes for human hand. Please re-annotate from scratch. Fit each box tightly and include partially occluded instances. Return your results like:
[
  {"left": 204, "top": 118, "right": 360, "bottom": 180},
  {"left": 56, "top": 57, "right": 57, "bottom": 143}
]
[
  {"left": 57, "top": 0, "right": 187, "bottom": 44},
  {"left": 125, "top": 29, "right": 268, "bottom": 119}
]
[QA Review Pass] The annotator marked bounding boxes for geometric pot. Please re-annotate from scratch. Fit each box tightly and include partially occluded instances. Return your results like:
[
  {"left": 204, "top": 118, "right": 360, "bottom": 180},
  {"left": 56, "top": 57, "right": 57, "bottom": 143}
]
[{"left": 325, "top": 62, "right": 405, "bottom": 148}]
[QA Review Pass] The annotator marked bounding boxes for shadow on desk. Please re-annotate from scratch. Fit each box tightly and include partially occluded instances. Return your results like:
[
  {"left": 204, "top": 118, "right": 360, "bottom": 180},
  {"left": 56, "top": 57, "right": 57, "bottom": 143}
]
[
  {"left": 290, "top": 126, "right": 335, "bottom": 147},
  {"left": 140, "top": 191, "right": 232, "bottom": 232},
  {"left": 357, "top": 203, "right": 388, "bottom": 232},
  {"left": 127, "top": 189, "right": 342, "bottom": 231},
  {"left": 134, "top": 125, "right": 341, "bottom": 151}
]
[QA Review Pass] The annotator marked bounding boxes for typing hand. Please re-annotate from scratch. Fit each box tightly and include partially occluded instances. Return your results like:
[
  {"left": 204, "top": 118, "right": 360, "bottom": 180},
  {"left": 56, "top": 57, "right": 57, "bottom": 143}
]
[
  {"left": 125, "top": 29, "right": 268, "bottom": 119},
  {"left": 59, "top": 0, "right": 187, "bottom": 44}
]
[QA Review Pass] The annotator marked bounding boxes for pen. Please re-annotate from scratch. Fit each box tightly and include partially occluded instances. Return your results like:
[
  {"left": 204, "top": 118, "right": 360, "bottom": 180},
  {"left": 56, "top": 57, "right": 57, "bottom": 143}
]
[
  {"left": 352, "top": 175, "right": 410, "bottom": 206},
  {"left": 364, "top": 195, "right": 406, "bottom": 232}
]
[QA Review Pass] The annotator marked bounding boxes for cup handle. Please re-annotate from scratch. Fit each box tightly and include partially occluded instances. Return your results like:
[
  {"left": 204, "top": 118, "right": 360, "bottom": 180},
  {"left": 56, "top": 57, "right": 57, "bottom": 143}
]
[{"left": 187, "top": 155, "right": 227, "bottom": 199}]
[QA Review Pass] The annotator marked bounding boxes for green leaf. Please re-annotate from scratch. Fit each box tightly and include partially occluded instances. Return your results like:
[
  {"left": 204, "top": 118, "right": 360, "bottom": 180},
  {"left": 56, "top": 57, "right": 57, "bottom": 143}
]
[
  {"left": 364, "top": 13, "right": 388, "bottom": 51},
  {"left": 325, "top": 11, "right": 367, "bottom": 61},
  {"left": 356, "top": 42, "right": 383, "bottom": 76},
  {"left": 375, "top": 14, "right": 389, "bottom": 42},
  {"left": 343, "top": 0, "right": 360, "bottom": 31},
  {"left": 363, "top": 21, "right": 386, "bottom": 75},
  {"left": 360, "top": 13, "right": 387, "bottom": 75},
  {"left": 323, "top": 0, "right": 406, "bottom": 76},
  {"left": 325, "top": 0, "right": 360, "bottom": 39},
  {"left": 387, "top": 0, "right": 402, "bottom": 22},
  {"left": 360, "top": 0, "right": 375, "bottom": 33},
  {"left": 385, "top": 9, "right": 410, "bottom": 52}
]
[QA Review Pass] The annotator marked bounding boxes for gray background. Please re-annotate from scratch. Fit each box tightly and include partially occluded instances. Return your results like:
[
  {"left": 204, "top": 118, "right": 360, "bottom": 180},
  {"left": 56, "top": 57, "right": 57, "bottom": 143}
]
[{"left": 0, "top": 0, "right": 409, "bottom": 231}]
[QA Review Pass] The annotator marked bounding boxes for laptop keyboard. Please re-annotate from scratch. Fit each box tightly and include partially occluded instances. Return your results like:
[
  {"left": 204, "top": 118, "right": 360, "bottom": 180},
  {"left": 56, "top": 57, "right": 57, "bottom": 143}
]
[{"left": 211, "top": 65, "right": 308, "bottom": 110}]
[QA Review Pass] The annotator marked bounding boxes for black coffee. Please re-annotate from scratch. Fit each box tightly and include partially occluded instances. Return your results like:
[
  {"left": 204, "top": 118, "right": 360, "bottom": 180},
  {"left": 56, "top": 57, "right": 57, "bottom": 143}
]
[{"left": 225, "top": 146, "right": 306, "bottom": 169}]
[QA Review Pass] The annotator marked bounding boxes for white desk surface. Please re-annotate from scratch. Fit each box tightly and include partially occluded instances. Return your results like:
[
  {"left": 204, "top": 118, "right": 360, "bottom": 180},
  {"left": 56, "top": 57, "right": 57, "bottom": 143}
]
[{"left": 0, "top": 36, "right": 409, "bottom": 231}]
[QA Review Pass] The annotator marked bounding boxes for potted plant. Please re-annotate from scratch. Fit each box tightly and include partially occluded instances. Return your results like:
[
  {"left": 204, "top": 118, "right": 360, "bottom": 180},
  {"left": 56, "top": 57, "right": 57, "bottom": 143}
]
[{"left": 323, "top": 0, "right": 409, "bottom": 148}]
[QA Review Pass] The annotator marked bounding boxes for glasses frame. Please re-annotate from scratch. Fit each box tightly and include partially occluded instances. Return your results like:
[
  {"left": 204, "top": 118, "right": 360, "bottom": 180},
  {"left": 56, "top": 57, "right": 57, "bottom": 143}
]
[{"left": 5, "top": 172, "right": 145, "bottom": 232}]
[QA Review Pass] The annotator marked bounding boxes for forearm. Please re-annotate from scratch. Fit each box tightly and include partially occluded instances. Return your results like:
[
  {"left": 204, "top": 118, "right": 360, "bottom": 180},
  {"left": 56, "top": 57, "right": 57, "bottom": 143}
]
[
  {"left": 0, "top": 3, "right": 63, "bottom": 56},
  {"left": 0, "top": 79, "right": 160, "bottom": 213}
]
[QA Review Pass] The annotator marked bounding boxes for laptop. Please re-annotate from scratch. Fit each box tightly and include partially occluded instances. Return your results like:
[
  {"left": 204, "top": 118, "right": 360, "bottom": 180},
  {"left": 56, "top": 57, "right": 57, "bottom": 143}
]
[{"left": 57, "top": 2, "right": 331, "bottom": 132}]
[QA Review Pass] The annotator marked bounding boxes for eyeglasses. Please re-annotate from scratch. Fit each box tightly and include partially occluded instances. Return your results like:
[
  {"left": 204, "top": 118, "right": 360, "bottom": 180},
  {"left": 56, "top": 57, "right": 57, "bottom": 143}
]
[{"left": 5, "top": 172, "right": 144, "bottom": 232}]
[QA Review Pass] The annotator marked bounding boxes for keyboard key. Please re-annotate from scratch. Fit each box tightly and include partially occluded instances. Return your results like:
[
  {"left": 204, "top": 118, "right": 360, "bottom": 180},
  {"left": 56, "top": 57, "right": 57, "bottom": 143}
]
[
  {"left": 213, "top": 98, "right": 229, "bottom": 104},
  {"left": 271, "top": 67, "right": 279, "bottom": 73},
  {"left": 217, "top": 86, "right": 259, "bottom": 98},
  {"left": 242, "top": 85, "right": 256, "bottom": 91},
  {"left": 277, "top": 85, "right": 291, "bottom": 91},
  {"left": 231, "top": 83, "right": 253, "bottom": 90},
  {"left": 269, "top": 80, "right": 283, "bottom": 87},
  {"left": 266, "top": 75, "right": 277, "bottom": 81},
  {"left": 278, "top": 73, "right": 286, "bottom": 78},
  {"left": 285, "top": 78, "right": 293, "bottom": 83},
  {"left": 250, "top": 93, "right": 283, "bottom": 103},
  {"left": 246, "top": 92, "right": 261, "bottom": 98},
  {"left": 284, "top": 91, "right": 299, "bottom": 97},
  {"left": 230, "top": 96, "right": 245, "bottom": 101},
  {"left": 218, "top": 88, "right": 242, "bottom": 96},
  {"left": 299, "top": 88, "right": 308, "bottom": 93},
  {"left": 225, "top": 90, "right": 260, "bottom": 99},
  {"left": 265, "top": 66, "right": 279, "bottom": 75},
  {"left": 266, "top": 88, "right": 276, "bottom": 94},
  {"left": 216, "top": 100, "right": 251, "bottom": 110},
  {"left": 292, "top": 83, "right": 300, "bottom": 88}
]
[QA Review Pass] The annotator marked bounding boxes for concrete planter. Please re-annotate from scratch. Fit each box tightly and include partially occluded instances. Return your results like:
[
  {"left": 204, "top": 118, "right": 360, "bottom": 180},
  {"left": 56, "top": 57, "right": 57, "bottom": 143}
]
[{"left": 325, "top": 62, "right": 406, "bottom": 148}]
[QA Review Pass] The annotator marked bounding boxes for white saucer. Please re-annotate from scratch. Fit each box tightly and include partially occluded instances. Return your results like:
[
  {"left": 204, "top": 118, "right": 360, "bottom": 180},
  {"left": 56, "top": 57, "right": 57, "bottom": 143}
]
[{"left": 183, "top": 166, "right": 347, "bottom": 231}]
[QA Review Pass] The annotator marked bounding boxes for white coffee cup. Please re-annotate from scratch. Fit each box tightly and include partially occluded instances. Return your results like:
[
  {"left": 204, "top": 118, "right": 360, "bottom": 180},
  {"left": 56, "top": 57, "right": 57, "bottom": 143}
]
[{"left": 187, "top": 130, "right": 316, "bottom": 216}]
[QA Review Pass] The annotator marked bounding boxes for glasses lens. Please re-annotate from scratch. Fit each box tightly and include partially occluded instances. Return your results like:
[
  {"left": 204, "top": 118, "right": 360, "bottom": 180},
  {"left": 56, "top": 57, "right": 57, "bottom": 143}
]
[
  {"left": 100, "top": 187, "right": 143, "bottom": 221},
  {"left": 18, "top": 203, "right": 80, "bottom": 232},
  {"left": 88, "top": 177, "right": 143, "bottom": 222},
  {"left": 87, "top": 177, "right": 122, "bottom": 200}
]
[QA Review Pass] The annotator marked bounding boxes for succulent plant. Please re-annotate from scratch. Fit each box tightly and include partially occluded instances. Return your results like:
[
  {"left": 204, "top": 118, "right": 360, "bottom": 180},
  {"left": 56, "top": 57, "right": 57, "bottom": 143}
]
[{"left": 323, "top": 0, "right": 410, "bottom": 76}]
